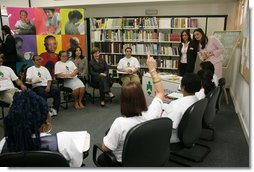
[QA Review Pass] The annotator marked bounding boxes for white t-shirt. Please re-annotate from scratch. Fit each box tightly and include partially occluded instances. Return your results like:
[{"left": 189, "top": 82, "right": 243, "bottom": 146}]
[
  {"left": 0, "top": 65, "right": 18, "bottom": 91},
  {"left": 0, "top": 131, "right": 89, "bottom": 167},
  {"left": 161, "top": 95, "right": 198, "bottom": 143},
  {"left": 117, "top": 56, "right": 140, "bottom": 74},
  {"left": 213, "top": 74, "right": 219, "bottom": 87},
  {"left": 26, "top": 66, "right": 52, "bottom": 88},
  {"left": 54, "top": 60, "right": 78, "bottom": 78},
  {"left": 103, "top": 97, "right": 163, "bottom": 162},
  {"left": 195, "top": 88, "right": 206, "bottom": 100},
  {"left": 46, "top": 13, "right": 60, "bottom": 28}
]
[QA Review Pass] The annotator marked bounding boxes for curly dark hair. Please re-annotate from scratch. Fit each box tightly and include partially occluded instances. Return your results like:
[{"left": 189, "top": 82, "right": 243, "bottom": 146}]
[
  {"left": 68, "top": 10, "right": 82, "bottom": 21},
  {"left": 4, "top": 91, "right": 49, "bottom": 152}
]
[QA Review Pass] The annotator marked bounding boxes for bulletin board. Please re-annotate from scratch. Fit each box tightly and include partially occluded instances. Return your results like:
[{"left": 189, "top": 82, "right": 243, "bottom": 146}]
[
  {"left": 239, "top": 1, "right": 249, "bottom": 83},
  {"left": 213, "top": 31, "right": 241, "bottom": 68}
]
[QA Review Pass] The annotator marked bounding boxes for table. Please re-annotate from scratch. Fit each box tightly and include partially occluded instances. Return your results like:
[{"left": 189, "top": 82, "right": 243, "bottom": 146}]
[{"left": 142, "top": 72, "right": 182, "bottom": 104}]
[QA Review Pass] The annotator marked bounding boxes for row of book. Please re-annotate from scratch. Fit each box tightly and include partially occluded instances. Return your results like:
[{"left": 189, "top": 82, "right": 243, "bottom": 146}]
[
  {"left": 93, "top": 42, "right": 122, "bottom": 54},
  {"left": 159, "top": 18, "right": 198, "bottom": 28},
  {"left": 158, "top": 33, "right": 181, "bottom": 42},
  {"left": 156, "top": 59, "right": 179, "bottom": 69},
  {"left": 92, "top": 29, "right": 181, "bottom": 42},
  {"left": 102, "top": 54, "right": 122, "bottom": 66},
  {"left": 123, "top": 43, "right": 158, "bottom": 55},
  {"left": 94, "top": 42, "right": 180, "bottom": 56},
  {"left": 90, "top": 17, "right": 198, "bottom": 29},
  {"left": 92, "top": 30, "right": 122, "bottom": 42},
  {"left": 90, "top": 18, "right": 122, "bottom": 29},
  {"left": 158, "top": 46, "right": 179, "bottom": 56},
  {"left": 123, "top": 30, "right": 158, "bottom": 42}
]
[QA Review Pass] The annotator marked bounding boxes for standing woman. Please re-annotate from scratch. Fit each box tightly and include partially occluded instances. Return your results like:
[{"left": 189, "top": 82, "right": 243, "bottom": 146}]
[
  {"left": 89, "top": 47, "right": 114, "bottom": 107},
  {"left": 71, "top": 46, "right": 88, "bottom": 83},
  {"left": 193, "top": 28, "right": 224, "bottom": 79},
  {"left": 178, "top": 30, "right": 198, "bottom": 76},
  {"left": 0, "top": 25, "right": 17, "bottom": 73},
  {"left": 55, "top": 50, "right": 85, "bottom": 109}
]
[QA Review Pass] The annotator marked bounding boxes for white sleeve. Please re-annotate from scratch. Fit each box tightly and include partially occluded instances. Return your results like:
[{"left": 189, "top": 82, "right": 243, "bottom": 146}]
[
  {"left": 103, "top": 118, "right": 122, "bottom": 151},
  {"left": 143, "top": 97, "right": 163, "bottom": 119},
  {"left": 57, "top": 131, "right": 88, "bottom": 167},
  {"left": 9, "top": 68, "right": 18, "bottom": 81},
  {"left": 26, "top": 67, "right": 33, "bottom": 79}
]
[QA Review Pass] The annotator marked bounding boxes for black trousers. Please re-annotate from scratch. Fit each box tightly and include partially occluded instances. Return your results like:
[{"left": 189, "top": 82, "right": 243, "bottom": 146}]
[
  {"left": 92, "top": 76, "right": 111, "bottom": 101},
  {"left": 179, "top": 63, "right": 187, "bottom": 76},
  {"left": 33, "top": 85, "right": 61, "bottom": 111}
]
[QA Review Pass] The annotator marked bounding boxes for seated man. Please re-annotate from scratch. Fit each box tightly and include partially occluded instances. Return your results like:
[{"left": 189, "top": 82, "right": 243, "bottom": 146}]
[
  {"left": 0, "top": 53, "right": 27, "bottom": 104},
  {"left": 26, "top": 55, "right": 60, "bottom": 116},
  {"left": 161, "top": 73, "right": 201, "bottom": 143},
  {"left": 117, "top": 47, "right": 140, "bottom": 86}
]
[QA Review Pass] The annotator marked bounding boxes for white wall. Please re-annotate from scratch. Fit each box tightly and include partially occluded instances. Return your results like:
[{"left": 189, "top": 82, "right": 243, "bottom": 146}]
[
  {"left": 227, "top": 47, "right": 249, "bottom": 142},
  {"left": 0, "top": 0, "right": 30, "bottom": 15},
  {"left": 30, "top": 0, "right": 236, "bottom": 8}
]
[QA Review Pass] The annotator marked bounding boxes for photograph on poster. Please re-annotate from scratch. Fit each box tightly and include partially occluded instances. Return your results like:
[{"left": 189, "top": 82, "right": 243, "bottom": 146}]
[
  {"left": 60, "top": 8, "right": 85, "bottom": 35},
  {"left": 7, "top": 7, "right": 36, "bottom": 35},
  {"left": 14, "top": 35, "right": 37, "bottom": 61},
  {"left": 34, "top": 8, "right": 61, "bottom": 35}
]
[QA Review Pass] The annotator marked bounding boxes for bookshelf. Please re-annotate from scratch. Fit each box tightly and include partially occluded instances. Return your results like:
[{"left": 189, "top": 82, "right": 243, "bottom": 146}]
[{"left": 89, "top": 16, "right": 199, "bottom": 78}]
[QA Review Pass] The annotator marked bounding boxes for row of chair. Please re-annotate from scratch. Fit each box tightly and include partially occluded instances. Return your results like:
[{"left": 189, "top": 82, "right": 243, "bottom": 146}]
[
  {"left": 92, "top": 78, "right": 224, "bottom": 167},
  {"left": 0, "top": 77, "right": 225, "bottom": 167}
]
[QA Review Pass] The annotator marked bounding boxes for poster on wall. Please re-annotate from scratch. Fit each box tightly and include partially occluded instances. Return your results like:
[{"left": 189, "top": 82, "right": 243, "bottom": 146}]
[
  {"left": 6, "top": 7, "right": 86, "bottom": 74},
  {"left": 240, "top": 1, "right": 249, "bottom": 83}
]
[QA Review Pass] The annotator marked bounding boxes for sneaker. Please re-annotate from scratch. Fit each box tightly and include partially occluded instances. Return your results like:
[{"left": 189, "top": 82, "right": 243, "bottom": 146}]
[
  {"left": 50, "top": 108, "right": 58, "bottom": 117},
  {"left": 49, "top": 111, "right": 54, "bottom": 117}
]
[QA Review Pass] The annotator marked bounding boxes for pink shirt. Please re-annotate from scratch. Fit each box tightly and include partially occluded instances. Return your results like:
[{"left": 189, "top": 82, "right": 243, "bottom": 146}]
[{"left": 199, "top": 36, "right": 224, "bottom": 79}]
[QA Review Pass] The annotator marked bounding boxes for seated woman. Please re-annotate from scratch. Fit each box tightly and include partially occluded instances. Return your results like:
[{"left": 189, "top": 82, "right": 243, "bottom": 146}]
[
  {"left": 71, "top": 46, "right": 88, "bottom": 84},
  {"left": 97, "top": 53, "right": 164, "bottom": 166},
  {"left": 55, "top": 50, "right": 85, "bottom": 109},
  {"left": 0, "top": 91, "right": 90, "bottom": 167},
  {"left": 195, "top": 69, "right": 216, "bottom": 100},
  {"left": 200, "top": 61, "right": 218, "bottom": 86},
  {"left": 89, "top": 47, "right": 114, "bottom": 107}
]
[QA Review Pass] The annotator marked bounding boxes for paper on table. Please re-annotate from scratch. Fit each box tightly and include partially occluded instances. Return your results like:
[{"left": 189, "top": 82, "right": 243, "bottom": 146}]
[
  {"left": 117, "top": 71, "right": 128, "bottom": 74},
  {"left": 167, "top": 92, "right": 183, "bottom": 99},
  {"left": 26, "top": 80, "right": 42, "bottom": 84}
]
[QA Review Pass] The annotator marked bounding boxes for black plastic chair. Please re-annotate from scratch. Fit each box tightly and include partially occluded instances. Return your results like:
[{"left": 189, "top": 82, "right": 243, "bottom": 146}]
[
  {"left": 93, "top": 118, "right": 173, "bottom": 167},
  {"left": 216, "top": 77, "right": 226, "bottom": 112},
  {"left": 0, "top": 101, "right": 10, "bottom": 120},
  {"left": 169, "top": 98, "right": 210, "bottom": 166},
  {"left": 0, "top": 151, "right": 69, "bottom": 167},
  {"left": 201, "top": 87, "right": 220, "bottom": 141},
  {"left": 55, "top": 77, "right": 73, "bottom": 109}
]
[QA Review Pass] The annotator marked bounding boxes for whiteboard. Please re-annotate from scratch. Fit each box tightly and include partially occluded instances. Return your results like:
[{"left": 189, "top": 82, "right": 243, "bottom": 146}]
[{"left": 213, "top": 31, "right": 241, "bottom": 68}]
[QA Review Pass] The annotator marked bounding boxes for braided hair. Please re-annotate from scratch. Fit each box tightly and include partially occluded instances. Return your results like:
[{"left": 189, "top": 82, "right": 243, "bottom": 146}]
[
  {"left": 197, "top": 69, "right": 216, "bottom": 95},
  {"left": 4, "top": 91, "right": 49, "bottom": 152}
]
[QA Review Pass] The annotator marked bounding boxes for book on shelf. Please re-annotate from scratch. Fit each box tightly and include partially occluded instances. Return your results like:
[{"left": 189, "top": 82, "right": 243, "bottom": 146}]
[{"left": 190, "top": 18, "right": 198, "bottom": 28}]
